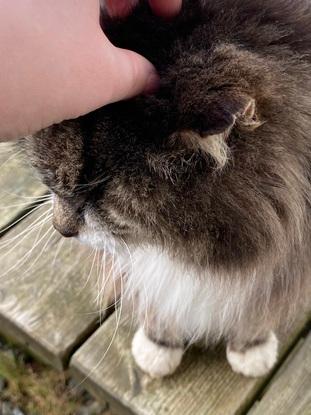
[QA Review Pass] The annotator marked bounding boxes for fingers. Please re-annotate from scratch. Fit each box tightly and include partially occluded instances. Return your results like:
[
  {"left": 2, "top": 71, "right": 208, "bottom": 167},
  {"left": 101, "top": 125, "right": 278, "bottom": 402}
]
[
  {"left": 106, "top": 0, "right": 182, "bottom": 18},
  {"left": 106, "top": 46, "right": 159, "bottom": 103},
  {"left": 149, "top": 0, "right": 182, "bottom": 17},
  {"left": 105, "top": 0, "right": 138, "bottom": 17}
]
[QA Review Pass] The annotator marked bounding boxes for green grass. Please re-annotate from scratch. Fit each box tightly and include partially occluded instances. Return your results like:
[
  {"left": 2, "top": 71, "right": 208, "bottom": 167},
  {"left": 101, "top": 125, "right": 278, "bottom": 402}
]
[{"left": 0, "top": 349, "right": 82, "bottom": 415}]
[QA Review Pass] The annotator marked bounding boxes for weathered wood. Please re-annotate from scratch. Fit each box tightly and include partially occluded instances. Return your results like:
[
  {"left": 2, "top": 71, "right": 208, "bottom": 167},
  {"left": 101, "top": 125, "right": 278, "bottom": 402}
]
[
  {"left": 0, "top": 204, "right": 114, "bottom": 370},
  {"left": 0, "top": 143, "right": 46, "bottom": 233},
  {"left": 248, "top": 333, "right": 311, "bottom": 415},
  {"left": 70, "top": 312, "right": 309, "bottom": 415}
]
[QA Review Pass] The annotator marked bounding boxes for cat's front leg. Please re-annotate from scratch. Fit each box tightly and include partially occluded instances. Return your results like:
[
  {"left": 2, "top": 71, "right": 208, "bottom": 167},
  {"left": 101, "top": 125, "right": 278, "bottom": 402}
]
[
  {"left": 131, "top": 326, "right": 184, "bottom": 378},
  {"left": 226, "top": 331, "right": 279, "bottom": 377}
]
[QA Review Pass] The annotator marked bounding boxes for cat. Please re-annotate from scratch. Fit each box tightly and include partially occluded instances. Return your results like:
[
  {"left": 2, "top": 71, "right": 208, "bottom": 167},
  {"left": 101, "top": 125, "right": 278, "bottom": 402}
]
[{"left": 23, "top": 0, "right": 311, "bottom": 378}]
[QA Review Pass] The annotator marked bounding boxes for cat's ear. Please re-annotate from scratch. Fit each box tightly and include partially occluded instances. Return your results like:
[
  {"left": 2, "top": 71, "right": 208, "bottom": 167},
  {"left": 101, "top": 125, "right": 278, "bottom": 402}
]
[
  {"left": 181, "top": 94, "right": 261, "bottom": 136},
  {"left": 173, "top": 95, "right": 262, "bottom": 169}
]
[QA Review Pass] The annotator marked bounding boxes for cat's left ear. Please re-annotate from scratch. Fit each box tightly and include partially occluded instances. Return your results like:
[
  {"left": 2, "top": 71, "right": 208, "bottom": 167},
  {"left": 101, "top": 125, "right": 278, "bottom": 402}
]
[
  {"left": 173, "top": 94, "right": 262, "bottom": 168},
  {"left": 180, "top": 93, "right": 261, "bottom": 136}
]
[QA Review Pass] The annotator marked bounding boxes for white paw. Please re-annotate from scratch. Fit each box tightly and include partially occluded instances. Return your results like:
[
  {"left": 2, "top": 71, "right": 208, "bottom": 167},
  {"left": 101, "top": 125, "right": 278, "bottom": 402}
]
[
  {"left": 226, "top": 332, "right": 278, "bottom": 377},
  {"left": 131, "top": 328, "right": 184, "bottom": 378}
]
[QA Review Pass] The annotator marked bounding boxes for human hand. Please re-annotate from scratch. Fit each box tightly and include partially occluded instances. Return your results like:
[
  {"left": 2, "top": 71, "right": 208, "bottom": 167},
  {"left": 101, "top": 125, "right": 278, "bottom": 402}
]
[
  {"left": 106, "top": 0, "right": 182, "bottom": 18},
  {"left": 0, "top": 0, "right": 182, "bottom": 141}
]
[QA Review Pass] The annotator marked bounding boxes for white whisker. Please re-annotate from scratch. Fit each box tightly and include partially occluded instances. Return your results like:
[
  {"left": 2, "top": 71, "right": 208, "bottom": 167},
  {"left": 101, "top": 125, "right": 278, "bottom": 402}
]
[
  {"left": 0, "top": 190, "right": 51, "bottom": 202},
  {"left": 0, "top": 200, "right": 52, "bottom": 235},
  {"left": 0, "top": 149, "right": 22, "bottom": 170},
  {"left": 0, "top": 208, "right": 53, "bottom": 252},
  {"left": 5, "top": 193, "right": 52, "bottom": 201},
  {"left": 0, "top": 222, "right": 54, "bottom": 280},
  {"left": 78, "top": 247, "right": 98, "bottom": 295},
  {"left": 71, "top": 242, "right": 124, "bottom": 392},
  {"left": 51, "top": 235, "right": 65, "bottom": 267},
  {"left": 22, "top": 227, "right": 57, "bottom": 279}
]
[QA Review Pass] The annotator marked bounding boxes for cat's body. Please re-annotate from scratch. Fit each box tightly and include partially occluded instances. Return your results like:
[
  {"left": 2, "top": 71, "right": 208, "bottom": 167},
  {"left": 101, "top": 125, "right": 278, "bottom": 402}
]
[{"left": 25, "top": 0, "right": 311, "bottom": 377}]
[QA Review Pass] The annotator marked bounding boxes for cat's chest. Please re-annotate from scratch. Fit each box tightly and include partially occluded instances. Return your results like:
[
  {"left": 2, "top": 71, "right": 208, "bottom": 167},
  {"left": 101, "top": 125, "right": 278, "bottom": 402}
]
[{"left": 121, "top": 247, "right": 251, "bottom": 342}]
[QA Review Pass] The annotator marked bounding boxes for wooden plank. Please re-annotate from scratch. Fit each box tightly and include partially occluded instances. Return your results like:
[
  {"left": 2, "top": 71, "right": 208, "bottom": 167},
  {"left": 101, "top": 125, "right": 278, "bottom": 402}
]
[
  {"left": 0, "top": 204, "right": 114, "bottom": 370},
  {"left": 0, "top": 143, "right": 46, "bottom": 233},
  {"left": 70, "top": 312, "right": 309, "bottom": 415},
  {"left": 248, "top": 333, "right": 311, "bottom": 415}
]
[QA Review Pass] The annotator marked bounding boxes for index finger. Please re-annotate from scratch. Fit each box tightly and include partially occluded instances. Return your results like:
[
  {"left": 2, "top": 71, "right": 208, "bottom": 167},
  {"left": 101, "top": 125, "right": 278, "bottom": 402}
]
[
  {"left": 105, "top": 0, "right": 182, "bottom": 18},
  {"left": 149, "top": 0, "right": 182, "bottom": 17}
]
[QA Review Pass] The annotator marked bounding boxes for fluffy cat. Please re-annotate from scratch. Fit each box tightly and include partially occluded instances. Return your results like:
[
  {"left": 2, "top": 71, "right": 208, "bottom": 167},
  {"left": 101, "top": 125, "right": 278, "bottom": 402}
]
[{"left": 23, "top": 0, "right": 311, "bottom": 378}]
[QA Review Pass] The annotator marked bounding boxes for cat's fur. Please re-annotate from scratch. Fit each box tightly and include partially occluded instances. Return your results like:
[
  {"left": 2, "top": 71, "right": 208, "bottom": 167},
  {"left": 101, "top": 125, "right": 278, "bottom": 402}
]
[{"left": 24, "top": 0, "right": 311, "bottom": 377}]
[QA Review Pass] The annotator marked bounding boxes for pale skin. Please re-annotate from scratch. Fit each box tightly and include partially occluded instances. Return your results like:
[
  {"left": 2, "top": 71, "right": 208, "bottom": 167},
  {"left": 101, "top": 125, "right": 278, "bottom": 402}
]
[{"left": 0, "top": 0, "right": 182, "bottom": 141}]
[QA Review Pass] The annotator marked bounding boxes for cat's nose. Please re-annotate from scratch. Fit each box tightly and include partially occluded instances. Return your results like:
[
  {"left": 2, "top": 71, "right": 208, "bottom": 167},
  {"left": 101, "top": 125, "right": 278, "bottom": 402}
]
[
  {"left": 52, "top": 220, "right": 79, "bottom": 238},
  {"left": 52, "top": 195, "right": 82, "bottom": 238}
]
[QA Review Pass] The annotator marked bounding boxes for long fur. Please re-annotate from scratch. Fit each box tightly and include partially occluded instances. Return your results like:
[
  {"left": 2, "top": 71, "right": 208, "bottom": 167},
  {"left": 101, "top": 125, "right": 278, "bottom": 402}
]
[{"left": 23, "top": 0, "right": 311, "bottom": 351}]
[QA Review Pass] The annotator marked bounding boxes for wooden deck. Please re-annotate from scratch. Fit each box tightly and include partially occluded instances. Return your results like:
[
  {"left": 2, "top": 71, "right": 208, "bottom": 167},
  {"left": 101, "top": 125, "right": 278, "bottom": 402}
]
[{"left": 0, "top": 144, "right": 310, "bottom": 415}]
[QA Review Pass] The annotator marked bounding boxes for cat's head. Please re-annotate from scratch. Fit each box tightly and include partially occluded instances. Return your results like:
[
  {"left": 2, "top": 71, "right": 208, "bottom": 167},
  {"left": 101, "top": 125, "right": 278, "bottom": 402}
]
[{"left": 23, "top": 0, "right": 300, "bottom": 271}]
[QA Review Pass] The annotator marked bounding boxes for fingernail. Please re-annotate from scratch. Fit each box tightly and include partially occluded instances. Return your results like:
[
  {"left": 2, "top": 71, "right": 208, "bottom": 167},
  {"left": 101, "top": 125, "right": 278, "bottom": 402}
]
[
  {"left": 144, "top": 69, "right": 160, "bottom": 94},
  {"left": 149, "top": 0, "right": 182, "bottom": 19},
  {"left": 106, "top": 0, "right": 138, "bottom": 18}
]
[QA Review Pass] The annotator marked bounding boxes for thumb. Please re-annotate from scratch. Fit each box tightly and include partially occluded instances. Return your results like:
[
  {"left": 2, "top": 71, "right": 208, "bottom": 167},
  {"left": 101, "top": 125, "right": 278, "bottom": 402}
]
[{"left": 105, "top": 46, "right": 160, "bottom": 104}]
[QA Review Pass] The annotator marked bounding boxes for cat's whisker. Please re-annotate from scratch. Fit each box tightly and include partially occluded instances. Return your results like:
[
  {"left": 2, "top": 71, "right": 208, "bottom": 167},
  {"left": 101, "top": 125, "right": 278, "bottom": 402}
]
[
  {"left": 0, "top": 208, "right": 53, "bottom": 251},
  {"left": 0, "top": 209, "right": 52, "bottom": 261},
  {"left": 51, "top": 236, "right": 65, "bottom": 268},
  {"left": 96, "top": 249, "right": 111, "bottom": 302},
  {"left": 96, "top": 242, "right": 111, "bottom": 312},
  {"left": 117, "top": 238, "right": 138, "bottom": 332},
  {"left": 102, "top": 248, "right": 107, "bottom": 296},
  {"left": 10, "top": 193, "right": 52, "bottom": 201},
  {"left": 127, "top": 275, "right": 137, "bottom": 336},
  {"left": 99, "top": 254, "right": 108, "bottom": 326},
  {"left": 0, "top": 149, "right": 22, "bottom": 170},
  {"left": 71, "top": 241, "right": 125, "bottom": 393},
  {"left": 58, "top": 248, "right": 84, "bottom": 282},
  {"left": 141, "top": 281, "right": 150, "bottom": 335},
  {"left": 15, "top": 217, "right": 53, "bottom": 266},
  {"left": 0, "top": 200, "right": 51, "bottom": 210},
  {"left": 78, "top": 247, "right": 98, "bottom": 295},
  {"left": 96, "top": 240, "right": 118, "bottom": 315},
  {"left": 112, "top": 239, "right": 125, "bottom": 307},
  {"left": 98, "top": 252, "right": 108, "bottom": 325},
  {"left": 96, "top": 248, "right": 128, "bottom": 319},
  {"left": 115, "top": 257, "right": 135, "bottom": 338},
  {"left": 21, "top": 227, "right": 57, "bottom": 280},
  {"left": 94, "top": 250, "right": 102, "bottom": 306},
  {"left": 96, "top": 257, "right": 116, "bottom": 315},
  {"left": 76, "top": 175, "right": 111, "bottom": 190},
  {"left": 0, "top": 190, "right": 52, "bottom": 202},
  {"left": 120, "top": 237, "right": 134, "bottom": 277},
  {"left": 0, "top": 223, "right": 54, "bottom": 280},
  {"left": 80, "top": 252, "right": 123, "bottom": 317},
  {"left": 0, "top": 216, "right": 53, "bottom": 261},
  {"left": 97, "top": 253, "right": 107, "bottom": 325},
  {"left": 0, "top": 200, "right": 52, "bottom": 236},
  {"left": 114, "top": 245, "right": 125, "bottom": 327},
  {"left": 0, "top": 142, "right": 14, "bottom": 151}
]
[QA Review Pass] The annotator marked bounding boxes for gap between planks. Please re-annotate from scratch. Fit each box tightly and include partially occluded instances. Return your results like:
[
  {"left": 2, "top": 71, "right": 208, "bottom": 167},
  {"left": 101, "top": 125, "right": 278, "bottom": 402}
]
[
  {"left": 0, "top": 203, "right": 116, "bottom": 370},
  {"left": 247, "top": 331, "right": 311, "bottom": 415},
  {"left": 0, "top": 143, "right": 47, "bottom": 234},
  {"left": 70, "top": 310, "right": 310, "bottom": 415}
]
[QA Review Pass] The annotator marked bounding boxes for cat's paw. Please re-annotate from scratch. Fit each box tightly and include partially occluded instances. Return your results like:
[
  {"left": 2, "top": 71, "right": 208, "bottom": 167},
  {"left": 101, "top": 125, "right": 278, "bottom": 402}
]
[
  {"left": 226, "top": 332, "right": 278, "bottom": 377},
  {"left": 131, "top": 327, "right": 184, "bottom": 378}
]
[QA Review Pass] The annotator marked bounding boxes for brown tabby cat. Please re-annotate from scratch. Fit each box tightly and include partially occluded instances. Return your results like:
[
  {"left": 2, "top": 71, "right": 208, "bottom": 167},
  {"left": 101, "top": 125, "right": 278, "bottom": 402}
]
[{"left": 23, "top": 0, "right": 311, "bottom": 378}]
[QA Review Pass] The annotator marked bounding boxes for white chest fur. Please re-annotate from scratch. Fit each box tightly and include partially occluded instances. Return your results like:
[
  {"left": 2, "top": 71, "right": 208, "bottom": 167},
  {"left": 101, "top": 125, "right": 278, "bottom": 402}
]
[{"left": 122, "top": 247, "right": 254, "bottom": 344}]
